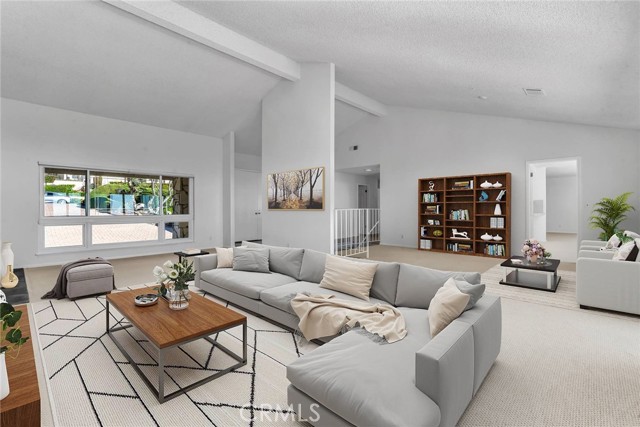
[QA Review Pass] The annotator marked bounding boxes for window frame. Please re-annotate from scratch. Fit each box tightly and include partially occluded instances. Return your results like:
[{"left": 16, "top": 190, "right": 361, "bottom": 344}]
[{"left": 38, "top": 164, "right": 194, "bottom": 254}]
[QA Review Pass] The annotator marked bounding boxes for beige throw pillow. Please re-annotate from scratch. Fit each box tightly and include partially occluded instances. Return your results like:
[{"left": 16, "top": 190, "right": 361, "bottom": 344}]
[
  {"left": 428, "top": 278, "right": 470, "bottom": 337},
  {"left": 319, "top": 255, "right": 378, "bottom": 301},
  {"left": 216, "top": 247, "right": 234, "bottom": 268}
]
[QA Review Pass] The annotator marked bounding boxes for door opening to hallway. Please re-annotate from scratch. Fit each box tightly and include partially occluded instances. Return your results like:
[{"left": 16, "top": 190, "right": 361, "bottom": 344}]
[{"left": 234, "top": 169, "right": 262, "bottom": 243}]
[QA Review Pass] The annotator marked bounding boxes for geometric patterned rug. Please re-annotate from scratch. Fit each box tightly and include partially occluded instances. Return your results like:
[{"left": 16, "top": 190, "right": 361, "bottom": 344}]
[{"left": 31, "top": 285, "right": 318, "bottom": 426}]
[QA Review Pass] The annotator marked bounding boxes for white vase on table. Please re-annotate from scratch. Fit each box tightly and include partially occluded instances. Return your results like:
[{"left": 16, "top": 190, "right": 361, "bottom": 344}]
[
  {"left": 1, "top": 242, "right": 14, "bottom": 278},
  {"left": 0, "top": 353, "right": 9, "bottom": 400}
]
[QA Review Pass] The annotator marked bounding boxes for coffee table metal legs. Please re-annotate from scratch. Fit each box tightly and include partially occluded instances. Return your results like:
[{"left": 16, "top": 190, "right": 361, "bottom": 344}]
[{"left": 106, "top": 301, "right": 248, "bottom": 403}]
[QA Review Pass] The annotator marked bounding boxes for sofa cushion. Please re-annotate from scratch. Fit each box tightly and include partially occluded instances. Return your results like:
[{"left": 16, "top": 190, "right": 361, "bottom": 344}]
[
  {"left": 260, "top": 281, "right": 388, "bottom": 316},
  {"left": 319, "top": 255, "right": 378, "bottom": 300},
  {"left": 350, "top": 259, "right": 400, "bottom": 305},
  {"left": 299, "top": 249, "right": 327, "bottom": 283},
  {"left": 269, "top": 247, "right": 305, "bottom": 279},
  {"left": 215, "top": 247, "right": 233, "bottom": 268},
  {"left": 454, "top": 278, "right": 486, "bottom": 311},
  {"left": 428, "top": 279, "right": 470, "bottom": 337},
  {"left": 200, "top": 269, "right": 296, "bottom": 300},
  {"left": 287, "top": 307, "right": 440, "bottom": 427},
  {"left": 232, "top": 247, "right": 270, "bottom": 273},
  {"left": 395, "top": 264, "right": 481, "bottom": 309}
]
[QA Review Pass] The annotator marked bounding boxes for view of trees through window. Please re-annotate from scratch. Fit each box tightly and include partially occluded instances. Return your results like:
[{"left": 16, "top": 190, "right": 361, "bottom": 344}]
[{"left": 42, "top": 167, "right": 191, "bottom": 248}]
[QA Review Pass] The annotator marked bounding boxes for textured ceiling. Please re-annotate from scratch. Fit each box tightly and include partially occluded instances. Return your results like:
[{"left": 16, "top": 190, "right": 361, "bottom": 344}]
[
  {"left": 1, "top": 1, "right": 280, "bottom": 138},
  {"left": 181, "top": 1, "right": 640, "bottom": 130}
]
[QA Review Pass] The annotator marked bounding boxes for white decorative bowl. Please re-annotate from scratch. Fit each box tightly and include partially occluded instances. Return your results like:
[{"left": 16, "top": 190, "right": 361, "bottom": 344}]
[
  {"left": 480, "top": 181, "right": 492, "bottom": 188},
  {"left": 493, "top": 235, "right": 503, "bottom": 241},
  {"left": 481, "top": 233, "right": 493, "bottom": 241},
  {"left": 492, "top": 181, "right": 503, "bottom": 188}
]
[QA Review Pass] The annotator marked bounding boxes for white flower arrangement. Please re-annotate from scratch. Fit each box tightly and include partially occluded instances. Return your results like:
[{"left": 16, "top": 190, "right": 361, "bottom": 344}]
[{"left": 152, "top": 259, "right": 194, "bottom": 292}]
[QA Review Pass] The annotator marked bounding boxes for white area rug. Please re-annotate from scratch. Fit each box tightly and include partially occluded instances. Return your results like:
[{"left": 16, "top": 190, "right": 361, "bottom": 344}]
[
  {"left": 482, "top": 265, "right": 634, "bottom": 320},
  {"left": 32, "top": 286, "right": 317, "bottom": 426}
]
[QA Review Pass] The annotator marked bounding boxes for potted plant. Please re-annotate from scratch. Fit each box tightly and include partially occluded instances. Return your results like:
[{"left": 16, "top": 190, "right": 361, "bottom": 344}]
[
  {"left": 153, "top": 260, "right": 195, "bottom": 310},
  {"left": 589, "top": 192, "right": 635, "bottom": 241},
  {"left": 1, "top": 302, "right": 30, "bottom": 400}
]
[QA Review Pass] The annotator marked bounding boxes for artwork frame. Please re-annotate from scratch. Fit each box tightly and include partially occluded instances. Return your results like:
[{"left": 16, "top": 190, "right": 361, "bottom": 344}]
[{"left": 267, "top": 167, "right": 325, "bottom": 210}]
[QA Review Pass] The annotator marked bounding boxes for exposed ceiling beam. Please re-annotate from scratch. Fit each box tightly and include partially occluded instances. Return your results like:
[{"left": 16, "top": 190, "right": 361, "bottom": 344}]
[
  {"left": 335, "top": 82, "right": 387, "bottom": 117},
  {"left": 102, "top": 0, "right": 300, "bottom": 81}
]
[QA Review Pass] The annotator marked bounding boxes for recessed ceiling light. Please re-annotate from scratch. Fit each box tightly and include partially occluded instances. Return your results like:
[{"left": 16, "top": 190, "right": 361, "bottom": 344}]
[
  {"left": 523, "top": 88, "right": 545, "bottom": 96},
  {"left": 365, "top": 168, "right": 373, "bottom": 172},
  {"left": 477, "top": 96, "right": 488, "bottom": 100}
]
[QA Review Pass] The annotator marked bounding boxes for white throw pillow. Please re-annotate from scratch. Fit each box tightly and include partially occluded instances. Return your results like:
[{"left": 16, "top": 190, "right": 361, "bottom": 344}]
[
  {"left": 624, "top": 230, "right": 640, "bottom": 239},
  {"left": 612, "top": 241, "right": 636, "bottom": 261},
  {"left": 319, "top": 255, "right": 378, "bottom": 301},
  {"left": 216, "top": 247, "right": 234, "bottom": 268},
  {"left": 604, "top": 234, "right": 621, "bottom": 250},
  {"left": 428, "top": 279, "right": 470, "bottom": 337}
]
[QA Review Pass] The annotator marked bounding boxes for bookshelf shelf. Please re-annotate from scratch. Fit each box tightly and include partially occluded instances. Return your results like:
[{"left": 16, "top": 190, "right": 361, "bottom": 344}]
[{"left": 418, "top": 172, "right": 511, "bottom": 257}]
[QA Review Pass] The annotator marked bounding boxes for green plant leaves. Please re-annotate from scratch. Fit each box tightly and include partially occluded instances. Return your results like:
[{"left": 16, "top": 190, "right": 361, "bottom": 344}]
[
  {"left": 6, "top": 328, "right": 22, "bottom": 343},
  {"left": 589, "top": 192, "right": 635, "bottom": 240}
]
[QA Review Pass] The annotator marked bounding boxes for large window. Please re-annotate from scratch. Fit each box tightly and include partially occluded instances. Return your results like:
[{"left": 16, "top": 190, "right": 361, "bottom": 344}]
[{"left": 40, "top": 166, "right": 192, "bottom": 250}]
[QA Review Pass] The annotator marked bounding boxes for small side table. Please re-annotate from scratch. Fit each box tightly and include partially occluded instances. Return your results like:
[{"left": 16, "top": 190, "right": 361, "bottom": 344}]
[{"left": 174, "top": 250, "right": 210, "bottom": 263}]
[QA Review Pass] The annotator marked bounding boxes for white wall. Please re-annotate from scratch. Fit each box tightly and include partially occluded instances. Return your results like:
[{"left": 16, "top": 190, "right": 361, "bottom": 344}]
[
  {"left": 235, "top": 152, "right": 261, "bottom": 172},
  {"left": 1, "top": 98, "right": 225, "bottom": 268},
  {"left": 530, "top": 164, "right": 547, "bottom": 240},
  {"left": 337, "top": 106, "right": 640, "bottom": 249},
  {"left": 262, "top": 63, "right": 335, "bottom": 252},
  {"left": 222, "top": 132, "right": 235, "bottom": 247},
  {"left": 335, "top": 172, "right": 380, "bottom": 209},
  {"left": 547, "top": 175, "right": 578, "bottom": 233}
]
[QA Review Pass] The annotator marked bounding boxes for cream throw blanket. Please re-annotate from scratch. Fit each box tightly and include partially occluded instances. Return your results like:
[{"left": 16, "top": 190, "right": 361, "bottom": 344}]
[{"left": 290, "top": 294, "right": 408, "bottom": 343}]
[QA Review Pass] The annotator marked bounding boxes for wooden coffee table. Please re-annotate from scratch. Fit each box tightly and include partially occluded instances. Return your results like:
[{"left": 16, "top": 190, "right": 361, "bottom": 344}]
[{"left": 106, "top": 288, "right": 247, "bottom": 403}]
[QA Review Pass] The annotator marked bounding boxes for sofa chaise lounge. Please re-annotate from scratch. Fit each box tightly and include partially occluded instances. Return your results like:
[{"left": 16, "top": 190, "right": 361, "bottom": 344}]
[{"left": 194, "top": 242, "right": 501, "bottom": 427}]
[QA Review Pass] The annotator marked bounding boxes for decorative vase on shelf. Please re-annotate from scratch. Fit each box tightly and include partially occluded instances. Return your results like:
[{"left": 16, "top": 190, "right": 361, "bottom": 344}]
[
  {"left": 0, "top": 353, "right": 9, "bottom": 400},
  {"left": 1, "top": 242, "right": 14, "bottom": 278},
  {"left": 494, "top": 204, "right": 502, "bottom": 215},
  {"left": 480, "top": 181, "right": 492, "bottom": 189},
  {"left": 481, "top": 233, "right": 493, "bottom": 241}
]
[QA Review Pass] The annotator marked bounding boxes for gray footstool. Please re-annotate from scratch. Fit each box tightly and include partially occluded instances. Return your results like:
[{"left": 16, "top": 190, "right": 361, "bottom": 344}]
[{"left": 66, "top": 264, "right": 114, "bottom": 299}]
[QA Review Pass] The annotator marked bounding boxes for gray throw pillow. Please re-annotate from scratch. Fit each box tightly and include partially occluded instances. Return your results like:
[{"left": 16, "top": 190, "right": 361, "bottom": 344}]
[
  {"left": 232, "top": 247, "right": 271, "bottom": 273},
  {"left": 454, "top": 279, "right": 485, "bottom": 311}
]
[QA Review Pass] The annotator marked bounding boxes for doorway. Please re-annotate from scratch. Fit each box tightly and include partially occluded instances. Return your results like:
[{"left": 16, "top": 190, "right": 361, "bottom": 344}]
[
  {"left": 357, "top": 184, "right": 368, "bottom": 209},
  {"left": 234, "top": 169, "right": 262, "bottom": 242},
  {"left": 526, "top": 158, "right": 580, "bottom": 262}
]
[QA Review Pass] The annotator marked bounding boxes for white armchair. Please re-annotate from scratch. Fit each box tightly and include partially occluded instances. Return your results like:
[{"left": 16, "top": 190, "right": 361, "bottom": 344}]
[{"left": 576, "top": 250, "right": 640, "bottom": 315}]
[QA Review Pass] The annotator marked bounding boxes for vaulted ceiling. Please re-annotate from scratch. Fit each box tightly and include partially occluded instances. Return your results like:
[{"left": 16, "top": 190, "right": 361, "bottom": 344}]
[
  {"left": 2, "top": 0, "right": 638, "bottom": 152},
  {"left": 181, "top": 0, "right": 640, "bottom": 130}
]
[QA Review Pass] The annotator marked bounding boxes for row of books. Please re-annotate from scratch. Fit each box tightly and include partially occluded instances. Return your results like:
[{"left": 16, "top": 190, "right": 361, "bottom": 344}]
[
  {"left": 420, "top": 239, "right": 433, "bottom": 249},
  {"left": 451, "top": 180, "right": 474, "bottom": 190},
  {"left": 489, "top": 217, "right": 505, "bottom": 228},
  {"left": 447, "top": 242, "right": 473, "bottom": 252},
  {"left": 484, "top": 244, "right": 506, "bottom": 256},
  {"left": 496, "top": 189, "right": 507, "bottom": 201},
  {"left": 425, "top": 205, "right": 441, "bottom": 214},
  {"left": 422, "top": 193, "right": 438, "bottom": 203},
  {"left": 450, "top": 209, "right": 470, "bottom": 220}
]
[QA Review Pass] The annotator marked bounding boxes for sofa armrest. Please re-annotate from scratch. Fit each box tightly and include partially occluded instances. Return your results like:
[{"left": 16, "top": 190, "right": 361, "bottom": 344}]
[
  {"left": 576, "top": 257, "right": 640, "bottom": 315},
  {"left": 580, "top": 239, "right": 605, "bottom": 247},
  {"left": 578, "top": 250, "right": 614, "bottom": 260},
  {"left": 416, "top": 320, "right": 474, "bottom": 427},
  {"left": 193, "top": 254, "right": 218, "bottom": 289}
]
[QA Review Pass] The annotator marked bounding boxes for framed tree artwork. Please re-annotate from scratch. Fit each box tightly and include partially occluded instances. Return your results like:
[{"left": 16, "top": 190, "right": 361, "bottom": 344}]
[{"left": 267, "top": 167, "right": 324, "bottom": 210}]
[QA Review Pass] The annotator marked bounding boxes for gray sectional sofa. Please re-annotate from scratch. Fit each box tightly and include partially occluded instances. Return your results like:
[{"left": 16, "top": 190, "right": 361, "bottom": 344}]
[{"left": 194, "top": 242, "right": 501, "bottom": 427}]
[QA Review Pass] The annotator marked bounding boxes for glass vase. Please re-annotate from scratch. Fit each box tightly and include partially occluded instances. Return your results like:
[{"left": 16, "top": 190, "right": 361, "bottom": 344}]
[{"left": 168, "top": 288, "right": 189, "bottom": 310}]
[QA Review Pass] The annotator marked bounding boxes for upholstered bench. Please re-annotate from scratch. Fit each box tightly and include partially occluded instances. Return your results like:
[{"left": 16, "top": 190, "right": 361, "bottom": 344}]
[{"left": 66, "top": 264, "right": 114, "bottom": 299}]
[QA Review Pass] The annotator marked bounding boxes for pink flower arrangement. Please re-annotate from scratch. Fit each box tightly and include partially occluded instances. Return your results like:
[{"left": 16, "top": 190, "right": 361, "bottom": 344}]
[{"left": 521, "top": 238, "right": 546, "bottom": 258}]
